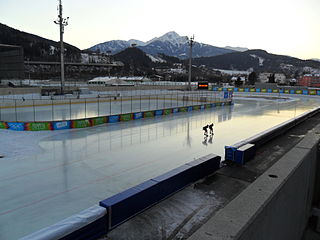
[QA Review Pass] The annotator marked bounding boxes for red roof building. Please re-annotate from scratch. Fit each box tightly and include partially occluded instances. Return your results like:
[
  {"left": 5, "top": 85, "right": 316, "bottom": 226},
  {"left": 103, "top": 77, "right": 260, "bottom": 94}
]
[{"left": 298, "top": 75, "right": 320, "bottom": 87}]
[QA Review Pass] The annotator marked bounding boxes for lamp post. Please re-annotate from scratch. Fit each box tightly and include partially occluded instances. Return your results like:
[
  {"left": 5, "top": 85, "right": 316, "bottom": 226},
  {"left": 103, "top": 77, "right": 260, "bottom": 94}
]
[
  {"left": 187, "top": 35, "right": 194, "bottom": 91},
  {"left": 54, "top": 0, "right": 69, "bottom": 95}
]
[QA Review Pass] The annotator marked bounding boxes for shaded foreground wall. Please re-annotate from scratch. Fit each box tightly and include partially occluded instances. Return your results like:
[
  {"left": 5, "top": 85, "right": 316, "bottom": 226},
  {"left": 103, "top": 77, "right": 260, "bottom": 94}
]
[{"left": 189, "top": 124, "right": 320, "bottom": 240}]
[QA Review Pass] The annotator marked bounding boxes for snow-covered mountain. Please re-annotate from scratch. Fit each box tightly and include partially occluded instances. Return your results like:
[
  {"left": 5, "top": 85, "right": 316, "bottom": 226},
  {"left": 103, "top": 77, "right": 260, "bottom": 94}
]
[{"left": 87, "top": 31, "right": 235, "bottom": 59}]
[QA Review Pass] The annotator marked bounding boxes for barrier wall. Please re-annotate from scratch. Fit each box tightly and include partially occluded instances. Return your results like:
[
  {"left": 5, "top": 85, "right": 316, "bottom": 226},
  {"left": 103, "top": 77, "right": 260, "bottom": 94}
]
[
  {"left": 0, "top": 100, "right": 233, "bottom": 131},
  {"left": 189, "top": 125, "right": 320, "bottom": 240},
  {"left": 21, "top": 154, "right": 221, "bottom": 240},
  {"left": 99, "top": 154, "right": 221, "bottom": 230},
  {"left": 213, "top": 87, "right": 320, "bottom": 96}
]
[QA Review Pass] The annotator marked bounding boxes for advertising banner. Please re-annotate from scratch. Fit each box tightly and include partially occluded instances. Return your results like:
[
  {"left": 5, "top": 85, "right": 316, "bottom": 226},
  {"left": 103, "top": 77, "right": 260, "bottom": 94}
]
[
  {"left": 250, "top": 88, "right": 255, "bottom": 92},
  {"left": 239, "top": 88, "right": 244, "bottom": 92},
  {"left": 290, "top": 90, "right": 295, "bottom": 94},
  {"left": 272, "top": 89, "right": 279, "bottom": 93},
  {"left": 109, "top": 115, "right": 120, "bottom": 123},
  {"left": 261, "top": 89, "right": 267, "bottom": 93},
  {"left": 172, "top": 108, "right": 179, "bottom": 113},
  {"left": 53, "top": 121, "right": 71, "bottom": 130},
  {"left": 218, "top": 88, "right": 223, "bottom": 91},
  {"left": 143, "top": 111, "right": 154, "bottom": 118},
  {"left": 245, "top": 88, "right": 249, "bottom": 92},
  {"left": 7, "top": 122, "right": 25, "bottom": 131},
  {"left": 90, "top": 117, "right": 107, "bottom": 126},
  {"left": 0, "top": 122, "right": 8, "bottom": 129},
  {"left": 228, "top": 88, "right": 233, "bottom": 92},
  {"left": 179, "top": 107, "right": 187, "bottom": 112},
  {"left": 71, "top": 119, "right": 91, "bottom": 128},
  {"left": 193, "top": 106, "right": 200, "bottom": 110},
  {"left": 205, "top": 104, "right": 211, "bottom": 109},
  {"left": 25, "top": 122, "right": 53, "bottom": 131},
  {"left": 200, "top": 105, "right": 205, "bottom": 110},
  {"left": 309, "top": 90, "right": 316, "bottom": 95},
  {"left": 303, "top": 90, "right": 308, "bottom": 95},
  {"left": 279, "top": 89, "right": 284, "bottom": 93},
  {"left": 256, "top": 88, "right": 261, "bottom": 92},
  {"left": 155, "top": 110, "right": 163, "bottom": 116},
  {"left": 133, "top": 112, "right": 143, "bottom": 119},
  {"left": 285, "top": 90, "right": 290, "bottom": 94},
  {"left": 296, "top": 90, "right": 302, "bottom": 94},
  {"left": 267, "top": 89, "right": 272, "bottom": 93},
  {"left": 120, "top": 114, "right": 132, "bottom": 121},
  {"left": 224, "top": 92, "right": 228, "bottom": 99},
  {"left": 164, "top": 109, "right": 172, "bottom": 115},
  {"left": 187, "top": 106, "right": 193, "bottom": 112},
  {"left": 234, "top": 88, "right": 238, "bottom": 92}
]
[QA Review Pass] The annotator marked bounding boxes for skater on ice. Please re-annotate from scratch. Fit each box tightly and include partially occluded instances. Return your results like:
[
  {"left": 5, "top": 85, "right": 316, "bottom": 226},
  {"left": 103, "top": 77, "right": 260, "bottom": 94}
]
[
  {"left": 208, "top": 123, "right": 214, "bottom": 135},
  {"left": 203, "top": 124, "right": 209, "bottom": 136}
]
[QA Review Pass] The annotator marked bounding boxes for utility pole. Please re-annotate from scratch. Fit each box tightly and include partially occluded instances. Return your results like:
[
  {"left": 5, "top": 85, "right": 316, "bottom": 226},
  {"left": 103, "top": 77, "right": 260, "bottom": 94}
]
[
  {"left": 188, "top": 35, "right": 194, "bottom": 91},
  {"left": 54, "top": 0, "right": 69, "bottom": 95}
]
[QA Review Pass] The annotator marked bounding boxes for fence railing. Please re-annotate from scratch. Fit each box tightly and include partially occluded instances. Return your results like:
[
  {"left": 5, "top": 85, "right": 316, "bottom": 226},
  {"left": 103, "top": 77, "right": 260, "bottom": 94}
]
[{"left": 0, "top": 91, "right": 230, "bottom": 122}]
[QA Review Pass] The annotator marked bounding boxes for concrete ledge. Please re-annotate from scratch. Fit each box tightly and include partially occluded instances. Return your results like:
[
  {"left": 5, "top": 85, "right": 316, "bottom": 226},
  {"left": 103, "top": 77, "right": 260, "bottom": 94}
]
[{"left": 189, "top": 127, "right": 320, "bottom": 240}]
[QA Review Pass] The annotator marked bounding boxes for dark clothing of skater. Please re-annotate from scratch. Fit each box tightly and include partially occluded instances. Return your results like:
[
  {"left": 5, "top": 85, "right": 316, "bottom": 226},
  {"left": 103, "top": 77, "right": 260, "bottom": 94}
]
[
  {"left": 208, "top": 123, "right": 214, "bottom": 135},
  {"left": 203, "top": 125, "right": 209, "bottom": 135}
]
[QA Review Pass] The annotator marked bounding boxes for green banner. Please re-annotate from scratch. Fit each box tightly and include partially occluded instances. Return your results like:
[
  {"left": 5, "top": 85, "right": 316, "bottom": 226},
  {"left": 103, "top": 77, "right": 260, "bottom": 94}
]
[
  {"left": 205, "top": 104, "right": 211, "bottom": 108},
  {"left": 284, "top": 90, "right": 290, "bottom": 94},
  {"left": 179, "top": 107, "right": 187, "bottom": 112},
  {"left": 296, "top": 90, "right": 302, "bottom": 94},
  {"left": 120, "top": 114, "right": 132, "bottom": 121},
  {"left": 272, "top": 89, "right": 279, "bottom": 93},
  {"left": 91, "top": 117, "right": 106, "bottom": 126},
  {"left": 144, "top": 111, "right": 154, "bottom": 118},
  {"left": 0, "top": 122, "right": 8, "bottom": 129},
  {"left": 228, "top": 88, "right": 233, "bottom": 91},
  {"left": 218, "top": 87, "right": 223, "bottom": 91},
  {"left": 26, "top": 122, "right": 52, "bottom": 131},
  {"left": 309, "top": 90, "right": 316, "bottom": 95},
  {"left": 250, "top": 88, "right": 255, "bottom": 92},
  {"left": 238, "top": 88, "right": 244, "bottom": 92},
  {"left": 193, "top": 106, "right": 200, "bottom": 110},
  {"left": 261, "top": 89, "right": 267, "bottom": 93},
  {"left": 164, "top": 109, "right": 172, "bottom": 115},
  {"left": 72, "top": 119, "right": 91, "bottom": 128}
]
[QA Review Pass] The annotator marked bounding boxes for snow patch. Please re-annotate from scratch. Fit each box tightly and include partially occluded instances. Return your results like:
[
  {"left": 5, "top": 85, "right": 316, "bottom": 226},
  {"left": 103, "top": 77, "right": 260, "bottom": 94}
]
[{"left": 250, "top": 54, "right": 264, "bottom": 66}]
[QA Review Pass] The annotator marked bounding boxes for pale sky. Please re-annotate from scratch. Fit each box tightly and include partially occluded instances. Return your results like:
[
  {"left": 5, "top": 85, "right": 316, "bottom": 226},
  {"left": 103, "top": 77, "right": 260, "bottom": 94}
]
[{"left": 0, "top": 0, "right": 319, "bottom": 60}]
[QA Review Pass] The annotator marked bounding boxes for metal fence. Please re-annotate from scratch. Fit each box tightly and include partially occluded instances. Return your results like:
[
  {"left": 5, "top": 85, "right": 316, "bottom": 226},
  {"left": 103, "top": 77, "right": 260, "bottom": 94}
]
[{"left": 0, "top": 91, "right": 230, "bottom": 122}]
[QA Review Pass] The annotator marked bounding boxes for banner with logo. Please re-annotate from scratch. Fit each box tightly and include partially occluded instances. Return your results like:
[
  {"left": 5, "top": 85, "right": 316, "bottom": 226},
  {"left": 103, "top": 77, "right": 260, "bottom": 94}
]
[
  {"left": 143, "top": 111, "right": 154, "bottom": 118},
  {"left": 53, "top": 121, "right": 71, "bottom": 130},
  {"left": 7, "top": 122, "right": 25, "bottom": 131},
  {"left": 133, "top": 112, "right": 143, "bottom": 119},
  {"left": 120, "top": 114, "right": 133, "bottom": 121},
  {"left": 90, "top": 117, "right": 107, "bottom": 126},
  {"left": 108, "top": 115, "right": 120, "bottom": 123},
  {"left": 71, "top": 119, "right": 91, "bottom": 128},
  {"left": 164, "top": 109, "right": 172, "bottom": 115},
  {"left": 0, "top": 122, "right": 8, "bottom": 129},
  {"left": 25, "top": 122, "right": 53, "bottom": 131}
]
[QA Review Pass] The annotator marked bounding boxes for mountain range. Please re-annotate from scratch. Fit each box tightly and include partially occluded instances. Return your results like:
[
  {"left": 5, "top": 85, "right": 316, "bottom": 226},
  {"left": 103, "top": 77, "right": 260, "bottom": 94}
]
[{"left": 88, "top": 31, "right": 235, "bottom": 59}]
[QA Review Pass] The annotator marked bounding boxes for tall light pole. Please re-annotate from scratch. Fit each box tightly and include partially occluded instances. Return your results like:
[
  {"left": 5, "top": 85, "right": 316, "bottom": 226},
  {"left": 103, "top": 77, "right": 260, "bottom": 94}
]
[
  {"left": 188, "top": 35, "right": 194, "bottom": 91},
  {"left": 54, "top": 0, "right": 69, "bottom": 94}
]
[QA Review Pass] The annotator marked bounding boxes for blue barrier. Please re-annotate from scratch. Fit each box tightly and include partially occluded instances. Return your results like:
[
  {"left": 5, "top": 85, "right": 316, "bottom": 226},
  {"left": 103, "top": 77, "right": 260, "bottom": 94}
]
[
  {"left": 7, "top": 122, "right": 25, "bottom": 131},
  {"left": 172, "top": 108, "right": 179, "bottom": 113},
  {"left": 133, "top": 112, "right": 143, "bottom": 120},
  {"left": 99, "top": 154, "right": 221, "bottom": 230},
  {"left": 187, "top": 106, "right": 193, "bottom": 112},
  {"left": 53, "top": 121, "right": 71, "bottom": 130},
  {"left": 109, "top": 115, "right": 120, "bottom": 123},
  {"left": 155, "top": 110, "right": 163, "bottom": 116}
]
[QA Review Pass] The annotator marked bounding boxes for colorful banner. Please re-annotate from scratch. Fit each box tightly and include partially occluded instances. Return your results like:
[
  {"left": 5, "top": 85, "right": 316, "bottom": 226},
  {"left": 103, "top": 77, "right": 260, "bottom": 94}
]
[
  {"left": 279, "top": 89, "right": 284, "bottom": 93},
  {"left": 302, "top": 90, "right": 308, "bottom": 95},
  {"left": 290, "top": 90, "right": 295, "bottom": 94},
  {"left": 0, "top": 122, "right": 8, "bottom": 129},
  {"left": 267, "top": 89, "right": 272, "bottom": 93},
  {"left": 143, "top": 111, "right": 154, "bottom": 118},
  {"left": 179, "top": 107, "right": 187, "bottom": 112},
  {"left": 224, "top": 92, "right": 228, "bottom": 98},
  {"left": 272, "top": 89, "right": 279, "bottom": 93},
  {"left": 164, "top": 109, "right": 172, "bottom": 115},
  {"left": 250, "top": 88, "right": 255, "bottom": 92},
  {"left": 109, "top": 115, "right": 120, "bottom": 123},
  {"left": 53, "top": 121, "right": 71, "bottom": 130},
  {"left": 90, "top": 117, "right": 107, "bottom": 126},
  {"left": 296, "top": 90, "right": 302, "bottom": 94},
  {"left": 234, "top": 88, "right": 238, "bottom": 92},
  {"left": 133, "top": 112, "right": 143, "bottom": 119},
  {"left": 155, "top": 110, "right": 163, "bottom": 116},
  {"left": 205, "top": 104, "right": 211, "bottom": 109},
  {"left": 284, "top": 89, "right": 290, "bottom": 94},
  {"left": 172, "top": 108, "right": 179, "bottom": 113},
  {"left": 120, "top": 114, "right": 132, "bottom": 121},
  {"left": 218, "top": 88, "right": 223, "bottom": 91},
  {"left": 71, "top": 119, "right": 91, "bottom": 128},
  {"left": 25, "top": 122, "right": 52, "bottom": 131},
  {"left": 7, "top": 122, "right": 25, "bottom": 131},
  {"left": 245, "top": 88, "right": 249, "bottom": 92},
  {"left": 256, "top": 88, "right": 261, "bottom": 92},
  {"left": 239, "top": 88, "right": 244, "bottom": 92},
  {"left": 193, "top": 106, "right": 200, "bottom": 110},
  {"left": 309, "top": 90, "right": 316, "bottom": 95},
  {"left": 261, "top": 89, "right": 267, "bottom": 93}
]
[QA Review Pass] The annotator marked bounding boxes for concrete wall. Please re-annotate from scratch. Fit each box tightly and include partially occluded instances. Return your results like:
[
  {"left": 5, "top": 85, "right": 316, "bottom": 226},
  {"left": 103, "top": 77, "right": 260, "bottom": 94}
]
[{"left": 189, "top": 125, "right": 320, "bottom": 240}]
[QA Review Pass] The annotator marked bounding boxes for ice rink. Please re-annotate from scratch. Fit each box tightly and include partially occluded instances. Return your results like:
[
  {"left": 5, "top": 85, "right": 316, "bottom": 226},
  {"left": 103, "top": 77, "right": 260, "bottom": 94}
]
[{"left": 1, "top": 93, "right": 320, "bottom": 239}]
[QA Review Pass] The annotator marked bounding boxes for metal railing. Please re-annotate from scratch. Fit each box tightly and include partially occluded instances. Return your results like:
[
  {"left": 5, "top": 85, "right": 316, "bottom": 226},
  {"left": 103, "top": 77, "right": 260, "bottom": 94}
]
[{"left": 0, "top": 91, "right": 229, "bottom": 122}]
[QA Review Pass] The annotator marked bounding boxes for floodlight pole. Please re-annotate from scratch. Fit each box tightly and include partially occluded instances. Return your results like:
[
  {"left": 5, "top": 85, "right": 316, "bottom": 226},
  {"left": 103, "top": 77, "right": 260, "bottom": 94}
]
[
  {"left": 188, "top": 35, "right": 194, "bottom": 91},
  {"left": 54, "top": 0, "right": 68, "bottom": 94}
]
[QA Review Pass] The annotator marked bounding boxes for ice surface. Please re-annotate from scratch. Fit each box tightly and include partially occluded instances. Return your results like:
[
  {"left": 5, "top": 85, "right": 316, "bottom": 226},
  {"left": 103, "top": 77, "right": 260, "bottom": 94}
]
[{"left": 0, "top": 95, "right": 320, "bottom": 239}]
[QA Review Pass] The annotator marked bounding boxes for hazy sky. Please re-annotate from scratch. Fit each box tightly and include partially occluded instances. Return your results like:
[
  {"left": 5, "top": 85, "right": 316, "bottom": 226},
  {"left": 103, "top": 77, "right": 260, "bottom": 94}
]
[{"left": 1, "top": 0, "right": 319, "bottom": 59}]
